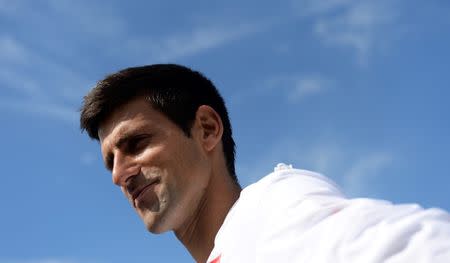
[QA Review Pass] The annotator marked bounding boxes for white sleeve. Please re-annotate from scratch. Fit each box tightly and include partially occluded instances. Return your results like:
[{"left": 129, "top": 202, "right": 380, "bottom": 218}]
[{"left": 255, "top": 171, "right": 450, "bottom": 263}]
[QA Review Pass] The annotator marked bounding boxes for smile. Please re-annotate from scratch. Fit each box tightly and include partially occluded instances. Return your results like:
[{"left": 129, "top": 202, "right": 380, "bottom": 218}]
[{"left": 131, "top": 180, "right": 159, "bottom": 207}]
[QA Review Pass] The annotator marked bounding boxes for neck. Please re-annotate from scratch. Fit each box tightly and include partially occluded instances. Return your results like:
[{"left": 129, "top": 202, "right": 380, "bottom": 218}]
[{"left": 174, "top": 168, "right": 241, "bottom": 263}]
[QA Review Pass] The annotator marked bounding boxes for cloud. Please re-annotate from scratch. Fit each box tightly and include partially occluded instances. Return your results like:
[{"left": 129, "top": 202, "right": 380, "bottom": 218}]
[
  {"left": 0, "top": 259, "right": 100, "bottom": 263},
  {"left": 293, "top": 0, "right": 401, "bottom": 65},
  {"left": 0, "top": 36, "right": 29, "bottom": 65},
  {"left": 0, "top": 34, "right": 90, "bottom": 97},
  {"left": 0, "top": 11, "right": 268, "bottom": 124},
  {"left": 0, "top": 67, "right": 45, "bottom": 100},
  {"left": 0, "top": 0, "right": 125, "bottom": 39},
  {"left": 306, "top": 144, "right": 394, "bottom": 197},
  {"left": 0, "top": 36, "right": 46, "bottom": 99},
  {"left": 307, "top": 143, "right": 345, "bottom": 174},
  {"left": 3, "top": 0, "right": 271, "bottom": 63},
  {"left": 265, "top": 73, "right": 331, "bottom": 102},
  {"left": 289, "top": 75, "right": 329, "bottom": 102},
  {"left": 293, "top": 0, "right": 352, "bottom": 16},
  {"left": 237, "top": 137, "right": 338, "bottom": 185},
  {"left": 80, "top": 151, "right": 98, "bottom": 166},
  {"left": 342, "top": 152, "right": 393, "bottom": 196},
  {"left": 0, "top": 98, "right": 78, "bottom": 124},
  {"left": 237, "top": 135, "right": 394, "bottom": 199},
  {"left": 0, "top": 0, "right": 20, "bottom": 15},
  {"left": 125, "top": 21, "right": 270, "bottom": 62},
  {"left": 0, "top": 34, "right": 90, "bottom": 124},
  {"left": 45, "top": 0, "right": 126, "bottom": 38}
]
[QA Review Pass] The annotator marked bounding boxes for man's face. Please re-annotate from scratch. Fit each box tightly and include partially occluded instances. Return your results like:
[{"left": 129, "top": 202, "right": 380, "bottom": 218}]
[{"left": 98, "top": 97, "right": 211, "bottom": 233}]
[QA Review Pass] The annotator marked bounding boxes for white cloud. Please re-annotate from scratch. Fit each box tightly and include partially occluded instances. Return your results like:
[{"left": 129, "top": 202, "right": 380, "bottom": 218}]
[
  {"left": 294, "top": 0, "right": 352, "bottom": 16},
  {"left": 237, "top": 137, "right": 337, "bottom": 185},
  {"left": 126, "top": 22, "right": 269, "bottom": 62},
  {"left": 0, "top": 67, "right": 45, "bottom": 100},
  {"left": 2, "top": 1, "right": 270, "bottom": 63},
  {"left": 80, "top": 151, "right": 97, "bottom": 166},
  {"left": 0, "top": 36, "right": 47, "bottom": 100},
  {"left": 45, "top": 0, "right": 126, "bottom": 38},
  {"left": 237, "top": 135, "right": 394, "bottom": 198},
  {"left": 294, "top": 0, "right": 401, "bottom": 65},
  {"left": 0, "top": 98, "right": 78, "bottom": 124},
  {"left": 0, "top": 0, "right": 125, "bottom": 39},
  {"left": 0, "top": 3, "right": 270, "bottom": 123},
  {"left": 0, "top": 258, "right": 102, "bottom": 263},
  {"left": 0, "top": 34, "right": 90, "bottom": 99},
  {"left": 342, "top": 152, "right": 393, "bottom": 196},
  {"left": 290, "top": 75, "right": 329, "bottom": 101},
  {"left": 0, "top": 0, "right": 20, "bottom": 15},
  {"left": 307, "top": 143, "right": 345, "bottom": 174},
  {"left": 265, "top": 74, "right": 331, "bottom": 102},
  {"left": 0, "top": 33, "right": 91, "bottom": 124},
  {"left": 0, "top": 36, "right": 29, "bottom": 65},
  {"left": 229, "top": 73, "right": 330, "bottom": 108}
]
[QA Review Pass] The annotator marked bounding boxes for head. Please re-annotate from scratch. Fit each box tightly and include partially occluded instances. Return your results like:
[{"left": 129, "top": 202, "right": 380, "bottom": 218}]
[
  {"left": 81, "top": 64, "right": 236, "bottom": 180},
  {"left": 80, "top": 64, "right": 238, "bottom": 233}
]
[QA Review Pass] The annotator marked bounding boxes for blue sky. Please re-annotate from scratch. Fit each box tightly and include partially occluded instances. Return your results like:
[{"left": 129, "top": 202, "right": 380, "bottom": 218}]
[{"left": 1, "top": 0, "right": 449, "bottom": 262}]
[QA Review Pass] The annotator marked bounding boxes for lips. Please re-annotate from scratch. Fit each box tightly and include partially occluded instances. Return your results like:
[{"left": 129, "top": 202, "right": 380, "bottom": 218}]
[{"left": 130, "top": 180, "right": 159, "bottom": 207}]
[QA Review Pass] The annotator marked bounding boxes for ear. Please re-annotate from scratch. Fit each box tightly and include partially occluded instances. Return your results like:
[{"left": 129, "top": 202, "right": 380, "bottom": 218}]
[{"left": 193, "top": 105, "right": 223, "bottom": 152}]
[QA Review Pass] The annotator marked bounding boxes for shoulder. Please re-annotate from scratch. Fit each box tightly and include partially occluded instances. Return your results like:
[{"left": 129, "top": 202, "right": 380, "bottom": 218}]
[
  {"left": 227, "top": 162, "right": 347, "bottom": 226},
  {"left": 254, "top": 163, "right": 344, "bottom": 198},
  {"left": 208, "top": 163, "right": 347, "bottom": 262},
  {"left": 210, "top": 163, "right": 450, "bottom": 262},
  {"left": 239, "top": 163, "right": 345, "bottom": 216}
]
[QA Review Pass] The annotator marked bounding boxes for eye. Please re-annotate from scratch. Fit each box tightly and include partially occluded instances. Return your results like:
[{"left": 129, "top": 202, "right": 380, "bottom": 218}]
[
  {"left": 126, "top": 134, "right": 151, "bottom": 154},
  {"left": 105, "top": 153, "right": 114, "bottom": 172}
]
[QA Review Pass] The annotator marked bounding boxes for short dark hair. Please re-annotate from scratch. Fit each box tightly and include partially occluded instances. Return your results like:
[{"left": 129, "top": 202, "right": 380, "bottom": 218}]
[{"left": 80, "top": 64, "right": 237, "bottom": 183}]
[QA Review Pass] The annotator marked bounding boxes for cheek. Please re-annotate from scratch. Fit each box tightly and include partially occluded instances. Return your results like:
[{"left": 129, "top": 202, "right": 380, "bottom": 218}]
[
  {"left": 174, "top": 144, "right": 210, "bottom": 199},
  {"left": 178, "top": 140, "right": 207, "bottom": 171},
  {"left": 138, "top": 144, "right": 167, "bottom": 168},
  {"left": 142, "top": 166, "right": 165, "bottom": 181},
  {"left": 155, "top": 180, "right": 170, "bottom": 204}
]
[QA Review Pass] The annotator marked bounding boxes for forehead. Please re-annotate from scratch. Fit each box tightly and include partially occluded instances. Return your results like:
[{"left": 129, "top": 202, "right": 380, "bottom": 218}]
[{"left": 98, "top": 97, "right": 161, "bottom": 143}]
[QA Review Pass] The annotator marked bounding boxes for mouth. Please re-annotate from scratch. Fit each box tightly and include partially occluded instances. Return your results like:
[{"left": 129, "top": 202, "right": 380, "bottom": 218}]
[{"left": 131, "top": 179, "right": 159, "bottom": 208}]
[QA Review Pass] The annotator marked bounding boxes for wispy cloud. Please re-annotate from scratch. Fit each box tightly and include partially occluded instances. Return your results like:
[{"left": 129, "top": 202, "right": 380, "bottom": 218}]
[
  {"left": 0, "top": 0, "right": 125, "bottom": 39},
  {"left": 80, "top": 151, "right": 98, "bottom": 166},
  {"left": 45, "top": 0, "right": 126, "bottom": 38},
  {"left": 0, "top": 98, "right": 78, "bottom": 124},
  {"left": 288, "top": 75, "right": 329, "bottom": 102},
  {"left": 0, "top": 0, "right": 20, "bottom": 15},
  {"left": 307, "top": 142, "right": 345, "bottom": 174},
  {"left": 265, "top": 73, "right": 331, "bottom": 102},
  {"left": 293, "top": 0, "right": 352, "bottom": 16},
  {"left": 0, "top": 36, "right": 29, "bottom": 65},
  {"left": 0, "top": 67, "right": 44, "bottom": 99},
  {"left": 342, "top": 152, "right": 393, "bottom": 196},
  {"left": 126, "top": 21, "right": 271, "bottom": 62},
  {"left": 0, "top": 258, "right": 100, "bottom": 263},
  {"left": 0, "top": 34, "right": 90, "bottom": 124},
  {"left": 229, "top": 73, "right": 330, "bottom": 107},
  {"left": 1, "top": 1, "right": 272, "bottom": 123},
  {"left": 0, "top": 36, "right": 46, "bottom": 99},
  {"left": 293, "top": 0, "right": 401, "bottom": 65},
  {"left": 237, "top": 136, "right": 394, "bottom": 198}
]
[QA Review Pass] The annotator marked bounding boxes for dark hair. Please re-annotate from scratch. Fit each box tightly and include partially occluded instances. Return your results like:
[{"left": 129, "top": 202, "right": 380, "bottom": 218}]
[{"left": 80, "top": 64, "right": 237, "bottom": 183}]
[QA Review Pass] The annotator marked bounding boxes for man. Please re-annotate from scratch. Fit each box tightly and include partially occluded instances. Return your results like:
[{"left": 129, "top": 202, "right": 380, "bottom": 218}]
[{"left": 80, "top": 64, "right": 450, "bottom": 262}]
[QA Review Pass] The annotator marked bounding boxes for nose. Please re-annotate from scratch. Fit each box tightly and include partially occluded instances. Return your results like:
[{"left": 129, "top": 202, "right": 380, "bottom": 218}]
[{"left": 112, "top": 152, "right": 140, "bottom": 186}]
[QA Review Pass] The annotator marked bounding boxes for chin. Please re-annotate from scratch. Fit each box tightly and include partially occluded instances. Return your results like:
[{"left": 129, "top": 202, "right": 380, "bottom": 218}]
[
  {"left": 145, "top": 221, "right": 171, "bottom": 234},
  {"left": 146, "top": 225, "right": 165, "bottom": 234},
  {"left": 142, "top": 213, "right": 169, "bottom": 234}
]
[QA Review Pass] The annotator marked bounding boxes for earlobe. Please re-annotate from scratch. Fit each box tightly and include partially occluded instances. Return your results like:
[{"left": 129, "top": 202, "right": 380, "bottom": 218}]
[{"left": 195, "top": 105, "right": 223, "bottom": 152}]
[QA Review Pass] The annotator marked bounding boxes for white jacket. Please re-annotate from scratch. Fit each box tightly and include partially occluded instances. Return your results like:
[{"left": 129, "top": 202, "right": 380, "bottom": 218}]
[{"left": 207, "top": 164, "right": 450, "bottom": 263}]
